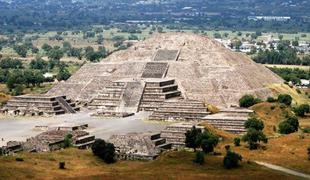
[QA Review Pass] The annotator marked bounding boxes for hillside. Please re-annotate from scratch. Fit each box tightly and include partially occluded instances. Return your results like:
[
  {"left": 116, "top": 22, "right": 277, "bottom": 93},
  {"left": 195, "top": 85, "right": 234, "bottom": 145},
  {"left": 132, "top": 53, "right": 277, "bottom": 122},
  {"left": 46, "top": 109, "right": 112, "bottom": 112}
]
[{"left": 0, "top": 148, "right": 294, "bottom": 180}]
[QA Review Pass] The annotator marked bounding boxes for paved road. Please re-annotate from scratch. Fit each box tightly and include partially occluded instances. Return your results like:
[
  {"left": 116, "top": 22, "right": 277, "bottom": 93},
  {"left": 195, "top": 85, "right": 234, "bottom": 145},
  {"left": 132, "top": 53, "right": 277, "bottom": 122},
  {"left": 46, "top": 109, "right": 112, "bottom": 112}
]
[
  {"left": 0, "top": 112, "right": 168, "bottom": 146},
  {"left": 255, "top": 161, "right": 310, "bottom": 179}
]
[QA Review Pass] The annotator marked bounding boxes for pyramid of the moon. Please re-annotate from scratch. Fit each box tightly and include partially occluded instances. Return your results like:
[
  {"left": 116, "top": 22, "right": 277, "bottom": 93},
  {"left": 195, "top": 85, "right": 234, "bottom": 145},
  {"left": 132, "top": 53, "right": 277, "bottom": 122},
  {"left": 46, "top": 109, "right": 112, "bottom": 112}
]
[{"left": 47, "top": 33, "right": 283, "bottom": 108}]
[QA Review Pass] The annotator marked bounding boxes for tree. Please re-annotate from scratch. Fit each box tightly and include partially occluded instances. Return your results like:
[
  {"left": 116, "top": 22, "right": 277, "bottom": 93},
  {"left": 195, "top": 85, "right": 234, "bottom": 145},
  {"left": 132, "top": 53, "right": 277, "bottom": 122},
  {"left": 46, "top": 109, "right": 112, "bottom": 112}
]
[
  {"left": 293, "top": 104, "right": 310, "bottom": 117},
  {"left": 267, "top": 96, "right": 276, "bottom": 103},
  {"left": 57, "top": 64, "right": 71, "bottom": 81},
  {"left": 157, "top": 26, "right": 164, "bottom": 33},
  {"left": 223, "top": 150, "right": 242, "bottom": 169},
  {"left": 198, "top": 131, "right": 219, "bottom": 153},
  {"left": 242, "top": 128, "right": 268, "bottom": 150},
  {"left": 13, "top": 45, "right": 28, "bottom": 57},
  {"left": 97, "top": 35, "right": 104, "bottom": 44},
  {"left": 30, "top": 58, "right": 48, "bottom": 70},
  {"left": 292, "top": 40, "right": 299, "bottom": 47},
  {"left": 48, "top": 46, "right": 64, "bottom": 61},
  {"left": 244, "top": 117, "right": 264, "bottom": 131},
  {"left": 193, "top": 151, "right": 205, "bottom": 165},
  {"left": 6, "top": 70, "right": 25, "bottom": 91},
  {"left": 91, "top": 139, "right": 116, "bottom": 164},
  {"left": 185, "top": 126, "right": 202, "bottom": 152},
  {"left": 42, "top": 43, "right": 52, "bottom": 52},
  {"left": 62, "top": 41, "right": 72, "bottom": 53},
  {"left": 278, "top": 94, "right": 292, "bottom": 106},
  {"left": 234, "top": 137, "right": 241, "bottom": 146},
  {"left": 63, "top": 134, "right": 73, "bottom": 148},
  {"left": 239, "top": 95, "right": 260, "bottom": 108}
]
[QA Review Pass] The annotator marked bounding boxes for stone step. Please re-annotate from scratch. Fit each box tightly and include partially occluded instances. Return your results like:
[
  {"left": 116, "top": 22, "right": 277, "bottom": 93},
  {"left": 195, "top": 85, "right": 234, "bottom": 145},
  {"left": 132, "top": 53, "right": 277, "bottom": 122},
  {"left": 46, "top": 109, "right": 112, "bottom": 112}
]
[
  {"left": 157, "top": 107, "right": 208, "bottom": 112},
  {"left": 149, "top": 115, "right": 206, "bottom": 121},
  {"left": 142, "top": 90, "right": 181, "bottom": 99},
  {"left": 152, "top": 138, "right": 166, "bottom": 146},
  {"left": 145, "top": 79, "right": 175, "bottom": 87},
  {"left": 145, "top": 84, "right": 178, "bottom": 93},
  {"left": 150, "top": 133, "right": 161, "bottom": 140},
  {"left": 157, "top": 143, "right": 172, "bottom": 150},
  {"left": 204, "top": 119, "right": 246, "bottom": 124}
]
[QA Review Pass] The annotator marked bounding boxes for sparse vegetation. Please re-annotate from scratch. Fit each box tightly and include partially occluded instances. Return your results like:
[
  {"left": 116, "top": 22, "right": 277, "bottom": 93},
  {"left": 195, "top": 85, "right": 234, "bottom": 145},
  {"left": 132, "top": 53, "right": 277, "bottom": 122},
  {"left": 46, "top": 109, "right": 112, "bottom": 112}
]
[
  {"left": 278, "top": 94, "right": 292, "bottom": 106},
  {"left": 293, "top": 104, "right": 310, "bottom": 117},
  {"left": 193, "top": 151, "right": 205, "bottom": 165},
  {"left": 223, "top": 150, "right": 242, "bottom": 169},
  {"left": 91, "top": 139, "right": 116, "bottom": 164},
  {"left": 243, "top": 117, "right": 268, "bottom": 150},
  {"left": 234, "top": 137, "right": 241, "bottom": 146},
  {"left": 239, "top": 95, "right": 261, "bottom": 108},
  {"left": 278, "top": 116, "right": 299, "bottom": 134}
]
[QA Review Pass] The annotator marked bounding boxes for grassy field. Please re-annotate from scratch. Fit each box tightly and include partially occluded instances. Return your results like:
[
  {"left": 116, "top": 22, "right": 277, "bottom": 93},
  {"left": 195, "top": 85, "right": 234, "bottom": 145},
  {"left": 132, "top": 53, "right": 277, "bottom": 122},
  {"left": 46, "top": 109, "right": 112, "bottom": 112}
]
[
  {"left": 264, "top": 64, "right": 310, "bottom": 71},
  {"left": 0, "top": 148, "right": 296, "bottom": 180}
]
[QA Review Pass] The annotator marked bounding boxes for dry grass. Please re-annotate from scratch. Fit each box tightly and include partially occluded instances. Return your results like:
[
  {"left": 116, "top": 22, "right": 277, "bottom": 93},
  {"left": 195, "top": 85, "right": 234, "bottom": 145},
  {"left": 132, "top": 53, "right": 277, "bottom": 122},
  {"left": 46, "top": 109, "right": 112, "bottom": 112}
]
[
  {"left": 0, "top": 148, "right": 294, "bottom": 180},
  {"left": 224, "top": 133, "right": 310, "bottom": 174},
  {"left": 268, "top": 84, "right": 310, "bottom": 105},
  {"left": 250, "top": 102, "right": 293, "bottom": 136},
  {"left": 264, "top": 64, "right": 310, "bottom": 71}
]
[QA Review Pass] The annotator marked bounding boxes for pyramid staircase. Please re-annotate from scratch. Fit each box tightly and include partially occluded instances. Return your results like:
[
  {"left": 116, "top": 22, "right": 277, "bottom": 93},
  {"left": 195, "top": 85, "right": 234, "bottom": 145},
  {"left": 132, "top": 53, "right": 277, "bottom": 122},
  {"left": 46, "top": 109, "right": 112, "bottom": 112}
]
[
  {"left": 150, "top": 133, "right": 172, "bottom": 150},
  {"left": 88, "top": 82, "right": 131, "bottom": 117},
  {"left": 139, "top": 79, "right": 181, "bottom": 111}
]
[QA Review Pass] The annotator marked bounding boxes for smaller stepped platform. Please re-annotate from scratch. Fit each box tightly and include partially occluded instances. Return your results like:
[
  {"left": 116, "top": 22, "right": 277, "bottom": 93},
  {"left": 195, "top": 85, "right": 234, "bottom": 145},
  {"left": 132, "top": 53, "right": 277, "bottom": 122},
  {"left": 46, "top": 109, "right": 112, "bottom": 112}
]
[
  {"left": 109, "top": 132, "right": 171, "bottom": 161},
  {"left": 89, "top": 80, "right": 144, "bottom": 117},
  {"left": 160, "top": 123, "right": 204, "bottom": 148},
  {"left": 148, "top": 100, "right": 210, "bottom": 121},
  {"left": 4, "top": 95, "right": 79, "bottom": 116},
  {"left": 139, "top": 79, "right": 181, "bottom": 111},
  {"left": 202, "top": 108, "right": 253, "bottom": 134}
]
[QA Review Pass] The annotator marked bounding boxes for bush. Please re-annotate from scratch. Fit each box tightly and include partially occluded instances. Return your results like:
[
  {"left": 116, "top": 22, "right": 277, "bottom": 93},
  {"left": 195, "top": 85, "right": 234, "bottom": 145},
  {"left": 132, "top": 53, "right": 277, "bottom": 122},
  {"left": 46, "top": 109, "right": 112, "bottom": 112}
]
[
  {"left": 15, "top": 157, "right": 24, "bottom": 162},
  {"left": 239, "top": 95, "right": 260, "bottom": 108},
  {"left": 234, "top": 138, "right": 241, "bottom": 146},
  {"left": 91, "top": 139, "right": 116, "bottom": 164},
  {"left": 223, "top": 151, "right": 242, "bottom": 169},
  {"left": 278, "top": 94, "right": 292, "bottom": 106},
  {"left": 193, "top": 151, "right": 205, "bottom": 165},
  {"left": 278, "top": 116, "right": 299, "bottom": 134},
  {"left": 308, "top": 147, "right": 310, "bottom": 160},
  {"left": 63, "top": 134, "right": 73, "bottom": 148},
  {"left": 293, "top": 104, "right": 310, "bottom": 117},
  {"left": 198, "top": 131, "right": 219, "bottom": 154},
  {"left": 242, "top": 128, "right": 268, "bottom": 150},
  {"left": 302, "top": 127, "right": 310, "bottom": 133},
  {"left": 185, "top": 126, "right": 202, "bottom": 151},
  {"left": 59, "top": 162, "right": 65, "bottom": 169},
  {"left": 267, "top": 97, "right": 276, "bottom": 103},
  {"left": 244, "top": 117, "right": 264, "bottom": 131}
]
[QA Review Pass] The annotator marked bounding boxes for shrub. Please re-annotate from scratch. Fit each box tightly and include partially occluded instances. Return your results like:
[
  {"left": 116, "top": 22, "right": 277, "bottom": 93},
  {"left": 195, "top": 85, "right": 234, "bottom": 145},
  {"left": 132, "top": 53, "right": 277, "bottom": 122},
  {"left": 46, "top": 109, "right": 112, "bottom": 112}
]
[
  {"left": 267, "top": 97, "right": 276, "bottom": 103},
  {"left": 239, "top": 95, "right": 261, "bottom": 108},
  {"left": 293, "top": 104, "right": 310, "bottom": 117},
  {"left": 308, "top": 147, "right": 310, "bottom": 160},
  {"left": 63, "top": 134, "right": 73, "bottom": 148},
  {"left": 234, "top": 138, "right": 241, "bottom": 146},
  {"left": 278, "top": 116, "right": 299, "bottom": 134},
  {"left": 193, "top": 151, "right": 205, "bottom": 165},
  {"left": 59, "top": 162, "right": 65, "bottom": 169},
  {"left": 244, "top": 117, "right": 264, "bottom": 131},
  {"left": 185, "top": 126, "right": 202, "bottom": 151},
  {"left": 223, "top": 151, "right": 242, "bottom": 169},
  {"left": 242, "top": 128, "right": 268, "bottom": 150},
  {"left": 15, "top": 157, "right": 24, "bottom": 162},
  {"left": 278, "top": 94, "right": 292, "bottom": 106},
  {"left": 91, "top": 139, "right": 116, "bottom": 164},
  {"left": 302, "top": 127, "right": 310, "bottom": 133},
  {"left": 198, "top": 131, "right": 219, "bottom": 154}
]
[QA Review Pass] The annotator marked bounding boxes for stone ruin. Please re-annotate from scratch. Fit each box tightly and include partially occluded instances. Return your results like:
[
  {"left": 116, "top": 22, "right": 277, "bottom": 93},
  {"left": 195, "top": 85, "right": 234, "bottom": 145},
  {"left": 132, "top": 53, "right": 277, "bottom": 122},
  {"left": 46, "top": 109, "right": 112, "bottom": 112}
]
[
  {"left": 2, "top": 128, "right": 95, "bottom": 155},
  {"left": 3, "top": 94, "right": 79, "bottom": 116},
  {"left": 108, "top": 132, "right": 171, "bottom": 160},
  {"left": 1, "top": 33, "right": 284, "bottom": 135}
]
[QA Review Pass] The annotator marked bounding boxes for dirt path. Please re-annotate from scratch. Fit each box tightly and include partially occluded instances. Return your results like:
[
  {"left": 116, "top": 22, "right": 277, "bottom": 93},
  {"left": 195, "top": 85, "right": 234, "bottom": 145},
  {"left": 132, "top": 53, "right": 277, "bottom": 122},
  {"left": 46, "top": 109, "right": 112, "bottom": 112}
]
[{"left": 255, "top": 161, "right": 310, "bottom": 179}]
